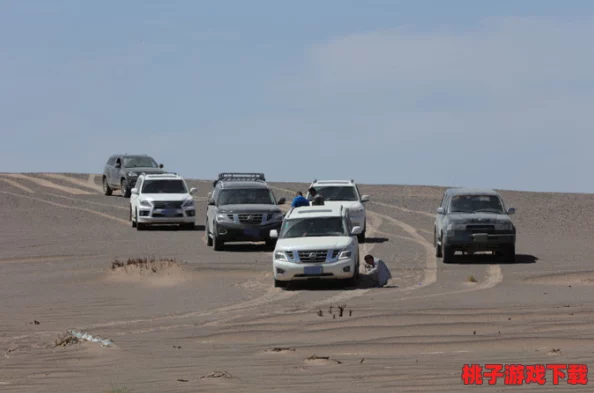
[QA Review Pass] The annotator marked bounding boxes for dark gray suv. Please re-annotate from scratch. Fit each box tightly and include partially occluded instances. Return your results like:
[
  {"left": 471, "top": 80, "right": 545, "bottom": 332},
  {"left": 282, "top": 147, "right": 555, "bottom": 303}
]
[{"left": 102, "top": 154, "right": 166, "bottom": 197}]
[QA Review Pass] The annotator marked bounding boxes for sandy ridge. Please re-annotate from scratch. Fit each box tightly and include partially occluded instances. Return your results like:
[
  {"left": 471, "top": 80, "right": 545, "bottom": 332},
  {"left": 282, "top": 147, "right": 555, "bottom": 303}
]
[{"left": 2, "top": 174, "right": 93, "bottom": 195}]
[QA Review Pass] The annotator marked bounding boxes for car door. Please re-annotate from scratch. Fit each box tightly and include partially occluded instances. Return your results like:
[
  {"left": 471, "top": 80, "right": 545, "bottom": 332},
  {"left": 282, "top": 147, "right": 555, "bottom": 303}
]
[
  {"left": 435, "top": 193, "right": 450, "bottom": 239},
  {"left": 111, "top": 156, "right": 122, "bottom": 187},
  {"left": 130, "top": 177, "right": 142, "bottom": 215},
  {"left": 206, "top": 187, "right": 218, "bottom": 231}
]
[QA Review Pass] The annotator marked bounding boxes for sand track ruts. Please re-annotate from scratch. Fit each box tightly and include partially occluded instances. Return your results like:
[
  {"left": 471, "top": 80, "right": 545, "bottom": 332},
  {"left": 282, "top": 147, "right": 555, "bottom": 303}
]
[
  {"left": 41, "top": 173, "right": 103, "bottom": 192},
  {"left": 0, "top": 177, "right": 34, "bottom": 193},
  {"left": 1, "top": 174, "right": 93, "bottom": 195}
]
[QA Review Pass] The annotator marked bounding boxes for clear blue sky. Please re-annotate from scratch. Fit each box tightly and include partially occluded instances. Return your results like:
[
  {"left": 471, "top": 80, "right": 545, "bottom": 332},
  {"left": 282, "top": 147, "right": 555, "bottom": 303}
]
[{"left": 2, "top": 1, "right": 593, "bottom": 193}]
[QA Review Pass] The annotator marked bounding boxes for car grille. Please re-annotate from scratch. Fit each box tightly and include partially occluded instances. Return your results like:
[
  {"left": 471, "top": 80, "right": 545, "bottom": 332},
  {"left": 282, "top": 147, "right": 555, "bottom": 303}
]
[
  {"left": 298, "top": 250, "right": 328, "bottom": 263},
  {"left": 152, "top": 212, "right": 184, "bottom": 218},
  {"left": 466, "top": 225, "right": 495, "bottom": 233},
  {"left": 238, "top": 213, "right": 263, "bottom": 224},
  {"left": 153, "top": 201, "right": 183, "bottom": 209}
]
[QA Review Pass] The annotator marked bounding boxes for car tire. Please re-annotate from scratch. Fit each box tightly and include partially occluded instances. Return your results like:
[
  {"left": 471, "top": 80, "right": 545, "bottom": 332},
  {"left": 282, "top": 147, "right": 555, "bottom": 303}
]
[
  {"left": 358, "top": 225, "right": 366, "bottom": 243},
  {"left": 274, "top": 279, "right": 287, "bottom": 288},
  {"left": 435, "top": 230, "right": 443, "bottom": 257},
  {"left": 442, "top": 243, "right": 454, "bottom": 263},
  {"left": 131, "top": 206, "right": 137, "bottom": 228},
  {"left": 212, "top": 224, "right": 224, "bottom": 251},
  {"left": 102, "top": 176, "right": 112, "bottom": 196},
  {"left": 265, "top": 238, "right": 276, "bottom": 249},
  {"left": 121, "top": 179, "right": 131, "bottom": 198},
  {"left": 183, "top": 222, "right": 195, "bottom": 230},
  {"left": 502, "top": 244, "right": 515, "bottom": 262},
  {"left": 206, "top": 221, "right": 213, "bottom": 246}
]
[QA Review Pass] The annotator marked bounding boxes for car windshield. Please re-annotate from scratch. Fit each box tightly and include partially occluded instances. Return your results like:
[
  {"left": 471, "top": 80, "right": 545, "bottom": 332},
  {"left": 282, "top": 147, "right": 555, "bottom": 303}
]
[
  {"left": 314, "top": 186, "right": 358, "bottom": 201},
  {"left": 218, "top": 188, "right": 275, "bottom": 205},
  {"left": 124, "top": 156, "right": 158, "bottom": 168},
  {"left": 449, "top": 195, "right": 504, "bottom": 214},
  {"left": 141, "top": 179, "right": 187, "bottom": 194},
  {"left": 280, "top": 217, "right": 346, "bottom": 238}
]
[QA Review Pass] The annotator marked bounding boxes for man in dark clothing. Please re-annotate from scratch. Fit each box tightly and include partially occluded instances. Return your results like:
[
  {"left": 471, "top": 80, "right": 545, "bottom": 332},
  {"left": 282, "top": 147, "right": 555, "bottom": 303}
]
[
  {"left": 308, "top": 187, "right": 325, "bottom": 205},
  {"left": 291, "top": 191, "right": 310, "bottom": 208}
]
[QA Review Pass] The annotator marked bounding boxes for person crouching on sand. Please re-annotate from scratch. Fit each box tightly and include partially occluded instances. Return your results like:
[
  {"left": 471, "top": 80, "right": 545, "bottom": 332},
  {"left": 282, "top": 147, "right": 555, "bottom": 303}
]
[{"left": 363, "top": 254, "right": 392, "bottom": 287}]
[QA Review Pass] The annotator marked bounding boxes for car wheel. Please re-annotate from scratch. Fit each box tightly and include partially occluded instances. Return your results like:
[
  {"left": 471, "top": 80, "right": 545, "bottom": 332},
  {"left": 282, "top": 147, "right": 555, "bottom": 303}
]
[
  {"left": 121, "top": 179, "right": 131, "bottom": 198},
  {"left": 102, "top": 176, "right": 112, "bottom": 196},
  {"left": 435, "top": 230, "right": 442, "bottom": 257},
  {"left": 265, "top": 238, "right": 276, "bottom": 249},
  {"left": 357, "top": 226, "right": 366, "bottom": 243},
  {"left": 184, "top": 222, "right": 195, "bottom": 230},
  {"left": 501, "top": 245, "right": 515, "bottom": 262},
  {"left": 212, "top": 224, "right": 224, "bottom": 251},
  {"left": 206, "top": 221, "right": 213, "bottom": 246},
  {"left": 131, "top": 206, "right": 137, "bottom": 228},
  {"left": 442, "top": 244, "right": 454, "bottom": 263}
]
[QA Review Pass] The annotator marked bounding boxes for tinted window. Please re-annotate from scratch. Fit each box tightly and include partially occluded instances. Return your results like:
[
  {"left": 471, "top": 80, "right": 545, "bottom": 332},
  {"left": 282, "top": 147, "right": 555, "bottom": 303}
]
[
  {"left": 280, "top": 217, "right": 346, "bottom": 238},
  {"left": 449, "top": 195, "right": 504, "bottom": 214},
  {"left": 218, "top": 188, "right": 275, "bottom": 205},
  {"left": 314, "top": 186, "right": 358, "bottom": 201},
  {"left": 141, "top": 179, "right": 187, "bottom": 194},
  {"left": 124, "top": 156, "right": 158, "bottom": 168}
]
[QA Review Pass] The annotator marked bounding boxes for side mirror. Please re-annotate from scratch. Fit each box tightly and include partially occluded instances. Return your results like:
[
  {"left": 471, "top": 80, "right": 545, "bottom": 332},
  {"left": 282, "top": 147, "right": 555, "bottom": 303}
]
[
  {"left": 351, "top": 226, "right": 362, "bottom": 235},
  {"left": 507, "top": 207, "right": 516, "bottom": 215},
  {"left": 207, "top": 198, "right": 215, "bottom": 206},
  {"left": 131, "top": 188, "right": 138, "bottom": 195},
  {"left": 360, "top": 195, "right": 370, "bottom": 203},
  {"left": 437, "top": 207, "right": 445, "bottom": 215},
  {"left": 189, "top": 187, "right": 197, "bottom": 194},
  {"left": 277, "top": 197, "right": 286, "bottom": 205},
  {"left": 159, "top": 163, "right": 164, "bottom": 168},
  {"left": 269, "top": 229, "right": 279, "bottom": 239}
]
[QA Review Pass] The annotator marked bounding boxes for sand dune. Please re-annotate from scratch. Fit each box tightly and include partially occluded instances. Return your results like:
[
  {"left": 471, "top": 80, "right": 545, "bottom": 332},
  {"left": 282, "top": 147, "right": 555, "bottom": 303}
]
[{"left": 0, "top": 173, "right": 593, "bottom": 393}]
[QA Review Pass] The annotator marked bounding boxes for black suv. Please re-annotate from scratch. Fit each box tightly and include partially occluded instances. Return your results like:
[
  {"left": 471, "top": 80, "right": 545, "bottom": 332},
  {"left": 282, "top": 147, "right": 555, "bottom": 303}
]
[{"left": 102, "top": 154, "right": 166, "bottom": 197}]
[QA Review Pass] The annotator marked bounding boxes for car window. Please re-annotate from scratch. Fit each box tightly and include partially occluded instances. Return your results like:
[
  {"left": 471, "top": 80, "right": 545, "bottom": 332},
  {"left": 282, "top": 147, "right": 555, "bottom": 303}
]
[
  {"left": 141, "top": 179, "right": 187, "bottom": 194},
  {"left": 217, "top": 188, "right": 275, "bottom": 205},
  {"left": 280, "top": 217, "right": 346, "bottom": 238},
  {"left": 314, "top": 186, "right": 358, "bottom": 201},
  {"left": 449, "top": 195, "right": 504, "bottom": 214},
  {"left": 124, "top": 156, "right": 158, "bottom": 168}
]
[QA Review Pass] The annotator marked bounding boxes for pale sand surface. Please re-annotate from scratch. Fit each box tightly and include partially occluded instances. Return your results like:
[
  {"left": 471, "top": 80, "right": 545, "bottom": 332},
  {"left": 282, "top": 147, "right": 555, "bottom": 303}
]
[{"left": 0, "top": 173, "right": 593, "bottom": 392}]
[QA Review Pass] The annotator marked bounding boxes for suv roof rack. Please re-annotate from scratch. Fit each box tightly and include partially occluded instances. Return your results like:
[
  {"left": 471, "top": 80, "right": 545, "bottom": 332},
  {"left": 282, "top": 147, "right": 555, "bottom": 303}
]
[{"left": 213, "top": 172, "right": 266, "bottom": 187}]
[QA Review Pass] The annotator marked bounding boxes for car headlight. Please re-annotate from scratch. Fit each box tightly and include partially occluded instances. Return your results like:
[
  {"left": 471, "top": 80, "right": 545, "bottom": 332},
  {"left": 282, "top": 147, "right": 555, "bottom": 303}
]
[
  {"left": 216, "top": 213, "right": 234, "bottom": 223},
  {"left": 350, "top": 207, "right": 364, "bottom": 214},
  {"left": 447, "top": 223, "right": 466, "bottom": 231},
  {"left": 274, "top": 251, "right": 289, "bottom": 261},
  {"left": 338, "top": 249, "right": 352, "bottom": 260},
  {"left": 182, "top": 198, "right": 194, "bottom": 207},
  {"left": 127, "top": 172, "right": 138, "bottom": 177},
  {"left": 271, "top": 212, "right": 284, "bottom": 221},
  {"left": 139, "top": 200, "right": 152, "bottom": 207},
  {"left": 497, "top": 221, "right": 513, "bottom": 231}
]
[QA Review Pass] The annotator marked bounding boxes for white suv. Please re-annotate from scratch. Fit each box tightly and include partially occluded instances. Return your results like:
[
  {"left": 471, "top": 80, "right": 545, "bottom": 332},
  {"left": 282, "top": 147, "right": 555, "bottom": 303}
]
[
  {"left": 306, "top": 179, "right": 370, "bottom": 242},
  {"left": 130, "top": 173, "right": 197, "bottom": 230},
  {"left": 269, "top": 204, "right": 362, "bottom": 288}
]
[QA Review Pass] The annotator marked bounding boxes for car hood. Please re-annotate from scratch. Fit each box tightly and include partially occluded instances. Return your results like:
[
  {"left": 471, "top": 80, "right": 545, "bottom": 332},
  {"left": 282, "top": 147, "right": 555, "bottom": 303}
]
[
  {"left": 321, "top": 200, "right": 364, "bottom": 210},
  {"left": 276, "top": 236, "right": 353, "bottom": 251},
  {"left": 217, "top": 204, "right": 282, "bottom": 213},
  {"left": 448, "top": 213, "right": 511, "bottom": 223},
  {"left": 125, "top": 167, "right": 167, "bottom": 175},
  {"left": 140, "top": 194, "right": 190, "bottom": 202}
]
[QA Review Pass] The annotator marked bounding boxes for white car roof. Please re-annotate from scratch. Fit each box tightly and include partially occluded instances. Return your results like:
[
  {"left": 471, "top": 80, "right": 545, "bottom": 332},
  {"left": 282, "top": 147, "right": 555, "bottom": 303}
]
[
  {"left": 141, "top": 173, "right": 184, "bottom": 180},
  {"left": 285, "top": 205, "right": 345, "bottom": 220},
  {"left": 311, "top": 179, "right": 355, "bottom": 186}
]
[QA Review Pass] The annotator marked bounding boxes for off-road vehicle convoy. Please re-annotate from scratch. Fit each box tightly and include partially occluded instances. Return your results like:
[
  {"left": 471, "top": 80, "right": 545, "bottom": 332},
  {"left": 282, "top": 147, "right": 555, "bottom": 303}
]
[
  {"left": 103, "top": 154, "right": 166, "bottom": 197},
  {"left": 305, "top": 179, "right": 370, "bottom": 242},
  {"left": 129, "top": 173, "right": 197, "bottom": 230},
  {"left": 434, "top": 188, "right": 517, "bottom": 263},
  {"left": 205, "top": 173, "right": 286, "bottom": 251},
  {"left": 270, "top": 204, "right": 362, "bottom": 288}
]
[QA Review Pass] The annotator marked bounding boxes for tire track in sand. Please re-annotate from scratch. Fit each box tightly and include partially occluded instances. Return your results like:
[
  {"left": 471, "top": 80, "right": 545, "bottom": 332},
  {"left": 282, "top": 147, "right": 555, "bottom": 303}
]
[
  {"left": 0, "top": 177, "right": 35, "bottom": 193},
  {"left": 41, "top": 173, "right": 103, "bottom": 193},
  {"left": 2, "top": 174, "right": 93, "bottom": 195}
]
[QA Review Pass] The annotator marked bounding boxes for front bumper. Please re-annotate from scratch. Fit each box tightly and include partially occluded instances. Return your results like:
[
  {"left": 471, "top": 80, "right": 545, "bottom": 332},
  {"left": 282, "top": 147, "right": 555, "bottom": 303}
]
[
  {"left": 215, "top": 221, "right": 282, "bottom": 242},
  {"left": 273, "top": 258, "right": 356, "bottom": 281},
  {"left": 446, "top": 230, "right": 515, "bottom": 250},
  {"left": 138, "top": 206, "right": 195, "bottom": 225}
]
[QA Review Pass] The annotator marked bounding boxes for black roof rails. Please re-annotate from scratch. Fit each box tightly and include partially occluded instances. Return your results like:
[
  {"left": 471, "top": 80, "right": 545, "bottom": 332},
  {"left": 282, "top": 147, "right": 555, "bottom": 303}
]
[{"left": 213, "top": 172, "right": 266, "bottom": 187}]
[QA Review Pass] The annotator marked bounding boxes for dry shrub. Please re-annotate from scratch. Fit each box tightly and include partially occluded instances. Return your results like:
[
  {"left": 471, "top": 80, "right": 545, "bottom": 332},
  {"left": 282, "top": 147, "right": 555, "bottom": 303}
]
[{"left": 110, "top": 257, "right": 183, "bottom": 273}]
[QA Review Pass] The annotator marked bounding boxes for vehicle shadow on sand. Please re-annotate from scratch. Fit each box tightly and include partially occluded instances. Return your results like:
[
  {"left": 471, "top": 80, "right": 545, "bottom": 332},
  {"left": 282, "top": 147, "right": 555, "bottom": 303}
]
[
  {"left": 140, "top": 224, "right": 206, "bottom": 232},
  {"left": 283, "top": 275, "right": 395, "bottom": 291},
  {"left": 447, "top": 253, "right": 538, "bottom": 265},
  {"left": 362, "top": 237, "right": 389, "bottom": 244}
]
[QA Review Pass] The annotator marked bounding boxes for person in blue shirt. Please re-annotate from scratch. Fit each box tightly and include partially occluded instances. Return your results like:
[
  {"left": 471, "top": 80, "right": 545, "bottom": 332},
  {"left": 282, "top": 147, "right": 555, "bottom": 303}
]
[{"left": 291, "top": 191, "right": 310, "bottom": 208}]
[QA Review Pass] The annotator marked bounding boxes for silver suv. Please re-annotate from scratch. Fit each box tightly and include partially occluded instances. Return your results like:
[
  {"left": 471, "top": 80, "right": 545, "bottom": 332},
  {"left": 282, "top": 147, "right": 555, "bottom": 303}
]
[
  {"left": 434, "top": 188, "right": 517, "bottom": 263},
  {"left": 205, "top": 173, "right": 286, "bottom": 251}
]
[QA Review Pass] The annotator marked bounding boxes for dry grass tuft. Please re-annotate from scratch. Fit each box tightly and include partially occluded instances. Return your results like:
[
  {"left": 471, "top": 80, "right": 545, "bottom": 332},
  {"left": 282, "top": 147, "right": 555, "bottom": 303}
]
[
  {"left": 468, "top": 275, "right": 478, "bottom": 283},
  {"left": 200, "top": 370, "right": 232, "bottom": 379},
  {"left": 111, "top": 257, "right": 183, "bottom": 273},
  {"left": 54, "top": 332, "right": 80, "bottom": 348}
]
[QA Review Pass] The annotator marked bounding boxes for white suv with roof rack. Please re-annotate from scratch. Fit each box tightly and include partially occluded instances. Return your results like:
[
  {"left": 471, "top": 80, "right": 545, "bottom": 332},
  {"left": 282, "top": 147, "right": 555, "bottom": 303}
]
[
  {"left": 129, "top": 173, "right": 197, "bottom": 230},
  {"left": 269, "top": 204, "right": 362, "bottom": 288},
  {"left": 306, "top": 179, "right": 370, "bottom": 242}
]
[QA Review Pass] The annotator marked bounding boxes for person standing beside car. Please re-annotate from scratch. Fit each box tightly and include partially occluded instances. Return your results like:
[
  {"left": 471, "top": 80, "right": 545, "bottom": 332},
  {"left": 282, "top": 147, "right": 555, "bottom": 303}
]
[
  {"left": 291, "top": 191, "right": 310, "bottom": 208},
  {"left": 308, "top": 187, "right": 325, "bottom": 205}
]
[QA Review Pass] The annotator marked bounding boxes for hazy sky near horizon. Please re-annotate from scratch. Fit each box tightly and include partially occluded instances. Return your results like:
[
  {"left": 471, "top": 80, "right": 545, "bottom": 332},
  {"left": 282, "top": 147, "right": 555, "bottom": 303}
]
[{"left": 2, "top": 1, "right": 594, "bottom": 193}]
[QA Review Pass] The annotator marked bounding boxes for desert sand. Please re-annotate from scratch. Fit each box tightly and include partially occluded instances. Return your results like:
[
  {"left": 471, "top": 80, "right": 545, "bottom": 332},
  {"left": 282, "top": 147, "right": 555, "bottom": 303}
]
[{"left": 0, "top": 173, "right": 593, "bottom": 392}]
